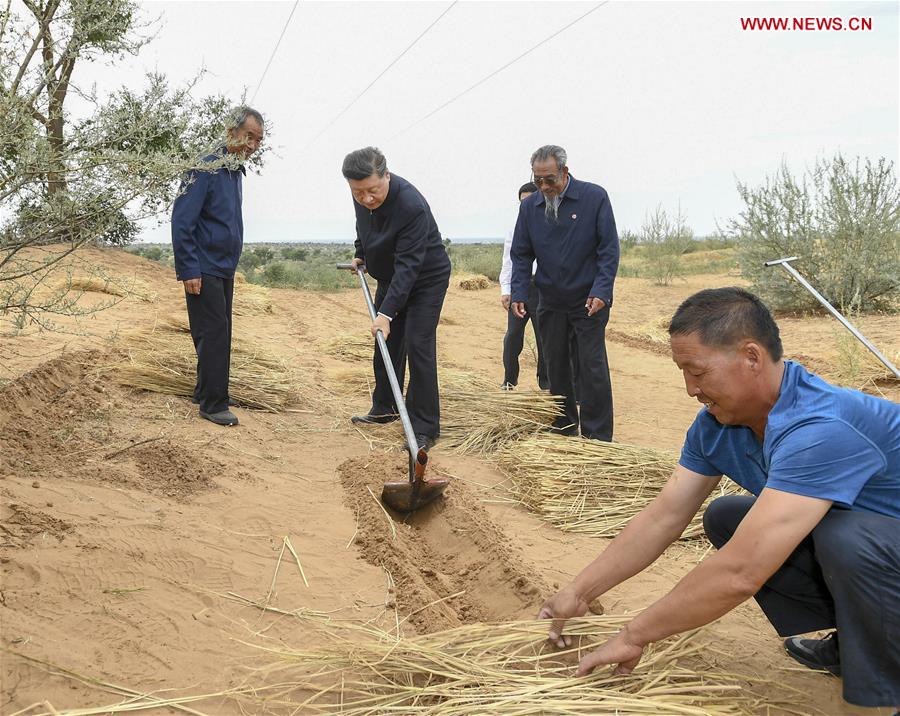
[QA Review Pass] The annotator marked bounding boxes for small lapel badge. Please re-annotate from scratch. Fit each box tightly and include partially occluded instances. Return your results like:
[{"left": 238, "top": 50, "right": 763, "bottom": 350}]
[{"left": 571, "top": 214, "right": 577, "bottom": 220}]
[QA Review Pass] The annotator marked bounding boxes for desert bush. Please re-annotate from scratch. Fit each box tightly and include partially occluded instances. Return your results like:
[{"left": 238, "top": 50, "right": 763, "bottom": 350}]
[
  {"left": 262, "top": 261, "right": 289, "bottom": 285},
  {"left": 281, "top": 246, "right": 309, "bottom": 262},
  {"left": 729, "top": 155, "right": 900, "bottom": 312},
  {"left": 248, "top": 245, "right": 357, "bottom": 292},
  {"left": 640, "top": 205, "right": 693, "bottom": 286},
  {"left": 449, "top": 244, "right": 503, "bottom": 281},
  {"left": 619, "top": 228, "right": 639, "bottom": 252},
  {"left": 144, "top": 247, "right": 164, "bottom": 262}
]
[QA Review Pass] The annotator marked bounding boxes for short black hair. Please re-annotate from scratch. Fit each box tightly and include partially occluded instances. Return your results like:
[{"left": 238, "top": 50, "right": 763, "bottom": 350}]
[
  {"left": 669, "top": 287, "right": 783, "bottom": 360},
  {"left": 518, "top": 182, "right": 537, "bottom": 197},
  {"left": 227, "top": 106, "right": 264, "bottom": 130},
  {"left": 342, "top": 147, "right": 387, "bottom": 180}
]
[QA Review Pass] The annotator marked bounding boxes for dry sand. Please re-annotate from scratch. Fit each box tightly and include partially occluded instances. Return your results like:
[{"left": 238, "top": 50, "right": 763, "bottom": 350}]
[{"left": 1, "top": 247, "right": 897, "bottom": 714}]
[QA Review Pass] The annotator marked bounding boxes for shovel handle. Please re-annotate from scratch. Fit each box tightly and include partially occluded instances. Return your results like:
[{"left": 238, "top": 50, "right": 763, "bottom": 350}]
[{"left": 336, "top": 262, "right": 423, "bottom": 473}]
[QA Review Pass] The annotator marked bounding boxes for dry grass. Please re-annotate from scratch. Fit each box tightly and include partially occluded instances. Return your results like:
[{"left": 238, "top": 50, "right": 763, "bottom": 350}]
[
  {"left": 830, "top": 328, "right": 900, "bottom": 392},
  {"left": 495, "top": 432, "right": 742, "bottom": 540},
  {"left": 5, "top": 617, "right": 803, "bottom": 714},
  {"left": 333, "top": 366, "right": 561, "bottom": 454},
  {"left": 114, "top": 323, "right": 306, "bottom": 412},
  {"left": 456, "top": 273, "right": 491, "bottom": 291},
  {"left": 629, "top": 316, "right": 670, "bottom": 345},
  {"left": 319, "top": 332, "right": 373, "bottom": 362},
  {"left": 251, "top": 615, "right": 796, "bottom": 714},
  {"left": 233, "top": 282, "right": 274, "bottom": 316},
  {"left": 62, "top": 275, "right": 157, "bottom": 303}
]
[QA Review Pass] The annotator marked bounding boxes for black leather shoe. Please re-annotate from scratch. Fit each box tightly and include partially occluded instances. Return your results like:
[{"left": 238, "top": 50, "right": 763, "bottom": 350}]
[
  {"left": 415, "top": 434, "right": 435, "bottom": 452},
  {"left": 351, "top": 413, "right": 399, "bottom": 425},
  {"left": 199, "top": 409, "right": 239, "bottom": 426}
]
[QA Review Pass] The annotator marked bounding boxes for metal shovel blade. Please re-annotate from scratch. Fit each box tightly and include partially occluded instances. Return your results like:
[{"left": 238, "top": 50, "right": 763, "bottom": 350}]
[{"left": 381, "top": 448, "right": 450, "bottom": 513}]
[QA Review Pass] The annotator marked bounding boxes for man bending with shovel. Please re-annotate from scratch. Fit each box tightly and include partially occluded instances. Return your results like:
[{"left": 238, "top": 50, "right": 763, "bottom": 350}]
[{"left": 341, "top": 147, "right": 451, "bottom": 453}]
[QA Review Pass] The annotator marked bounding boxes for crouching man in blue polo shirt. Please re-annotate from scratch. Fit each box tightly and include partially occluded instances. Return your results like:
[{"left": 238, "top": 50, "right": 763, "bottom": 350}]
[{"left": 538, "top": 287, "right": 899, "bottom": 710}]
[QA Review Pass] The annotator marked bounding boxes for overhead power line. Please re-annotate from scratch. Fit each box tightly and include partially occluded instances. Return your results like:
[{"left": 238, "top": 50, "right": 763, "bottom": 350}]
[
  {"left": 303, "top": 1, "right": 458, "bottom": 151},
  {"left": 390, "top": 1, "right": 607, "bottom": 142},
  {"left": 250, "top": 0, "right": 301, "bottom": 105}
]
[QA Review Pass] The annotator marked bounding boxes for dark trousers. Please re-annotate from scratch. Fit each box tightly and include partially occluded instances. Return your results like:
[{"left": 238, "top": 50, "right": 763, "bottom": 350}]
[
  {"left": 537, "top": 299, "right": 613, "bottom": 440},
  {"left": 502, "top": 280, "right": 547, "bottom": 388},
  {"left": 370, "top": 270, "right": 450, "bottom": 438},
  {"left": 185, "top": 273, "right": 233, "bottom": 415},
  {"left": 704, "top": 495, "right": 900, "bottom": 707}
]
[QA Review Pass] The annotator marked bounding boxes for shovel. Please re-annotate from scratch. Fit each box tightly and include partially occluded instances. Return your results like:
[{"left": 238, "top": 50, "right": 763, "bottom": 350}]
[{"left": 337, "top": 262, "right": 450, "bottom": 512}]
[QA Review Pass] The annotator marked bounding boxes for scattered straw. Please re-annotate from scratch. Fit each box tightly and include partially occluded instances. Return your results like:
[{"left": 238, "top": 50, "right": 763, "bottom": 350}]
[
  {"left": 284, "top": 535, "right": 310, "bottom": 588},
  {"left": 495, "top": 432, "right": 742, "bottom": 540},
  {"left": 263, "top": 540, "right": 287, "bottom": 611},
  {"left": 366, "top": 485, "right": 396, "bottom": 540},
  {"left": 252, "top": 616, "right": 793, "bottom": 714}
]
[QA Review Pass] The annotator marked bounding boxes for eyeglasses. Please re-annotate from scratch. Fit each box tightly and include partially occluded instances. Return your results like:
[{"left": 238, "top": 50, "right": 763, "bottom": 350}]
[{"left": 532, "top": 172, "right": 562, "bottom": 186}]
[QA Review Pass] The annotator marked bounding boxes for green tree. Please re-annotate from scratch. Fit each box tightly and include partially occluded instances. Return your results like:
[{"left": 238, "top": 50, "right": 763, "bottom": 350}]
[
  {"left": 251, "top": 246, "right": 274, "bottom": 264},
  {"left": 281, "top": 246, "right": 308, "bottom": 262},
  {"left": 729, "top": 155, "right": 900, "bottom": 312}
]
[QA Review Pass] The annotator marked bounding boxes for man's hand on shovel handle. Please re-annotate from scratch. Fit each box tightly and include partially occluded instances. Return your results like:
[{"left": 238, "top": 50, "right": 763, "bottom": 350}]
[{"left": 372, "top": 313, "right": 391, "bottom": 339}]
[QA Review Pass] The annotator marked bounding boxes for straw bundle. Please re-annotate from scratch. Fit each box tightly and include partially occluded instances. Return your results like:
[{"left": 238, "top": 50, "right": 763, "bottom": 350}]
[
  {"left": 233, "top": 282, "right": 274, "bottom": 315},
  {"left": 608, "top": 317, "right": 671, "bottom": 357},
  {"left": 457, "top": 274, "right": 491, "bottom": 290},
  {"left": 495, "top": 432, "right": 740, "bottom": 540},
  {"left": 115, "top": 326, "right": 304, "bottom": 412},
  {"left": 62, "top": 275, "right": 157, "bottom": 302},
  {"left": 335, "top": 366, "right": 561, "bottom": 454},
  {"left": 319, "top": 332, "right": 374, "bottom": 362},
  {"left": 630, "top": 316, "right": 670, "bottom": 345},
  {"left": 439, "top": 369, "right": 560, "bottom": 453},
  {"left": 261, "top": 616, "right": 775, "bottom": 714}
]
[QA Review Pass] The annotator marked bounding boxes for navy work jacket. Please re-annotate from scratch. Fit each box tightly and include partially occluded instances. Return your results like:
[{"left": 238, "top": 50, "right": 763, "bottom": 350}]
[
  {"left": 352, "top": 174, "right": 450, "bottom": 319},
  {"left": 510, "top": 176, "right": 619, "bottom": 309},
  {"left": 171, "top": 149, "right": 245, "bottom": 281}
]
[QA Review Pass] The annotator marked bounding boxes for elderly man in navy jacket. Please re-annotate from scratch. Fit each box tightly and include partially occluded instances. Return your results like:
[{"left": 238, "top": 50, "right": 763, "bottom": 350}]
[
  {"left": 343, "top": 147, "right": 451, "bottom": 451},
  {"left": 511, "top": 145, "right": 619, "bottom": 440},
  {"left": 171, "top": 106, "right": 264, "bottom": 427}
]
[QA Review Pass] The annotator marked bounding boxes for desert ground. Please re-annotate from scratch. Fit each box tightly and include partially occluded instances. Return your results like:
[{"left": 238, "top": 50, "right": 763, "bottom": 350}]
[{"left": 1, "top": 247, "right": 898, "bottom": 714}]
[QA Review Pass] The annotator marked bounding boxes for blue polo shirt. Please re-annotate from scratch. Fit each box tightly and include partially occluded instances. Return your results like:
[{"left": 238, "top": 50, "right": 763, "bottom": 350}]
[
  {"left": 171, "top": 149, "right": 245, "bottom": 281},
  {"left": 679, "top": 361, "right": 900, "bottom": 518},
  {"left": 509, "top": 176, "right": 619, "bottom": 309}
]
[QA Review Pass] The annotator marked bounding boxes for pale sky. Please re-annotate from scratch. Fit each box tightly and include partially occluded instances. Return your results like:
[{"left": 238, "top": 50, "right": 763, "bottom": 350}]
[{"left": 75, "top": 1, "right": 899, "bottom": 242}]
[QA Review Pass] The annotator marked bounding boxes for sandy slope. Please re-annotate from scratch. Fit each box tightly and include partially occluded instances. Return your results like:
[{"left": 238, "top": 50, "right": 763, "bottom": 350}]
[{"left": 1, "top": 247, "right": 897, "bottom": 714}]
